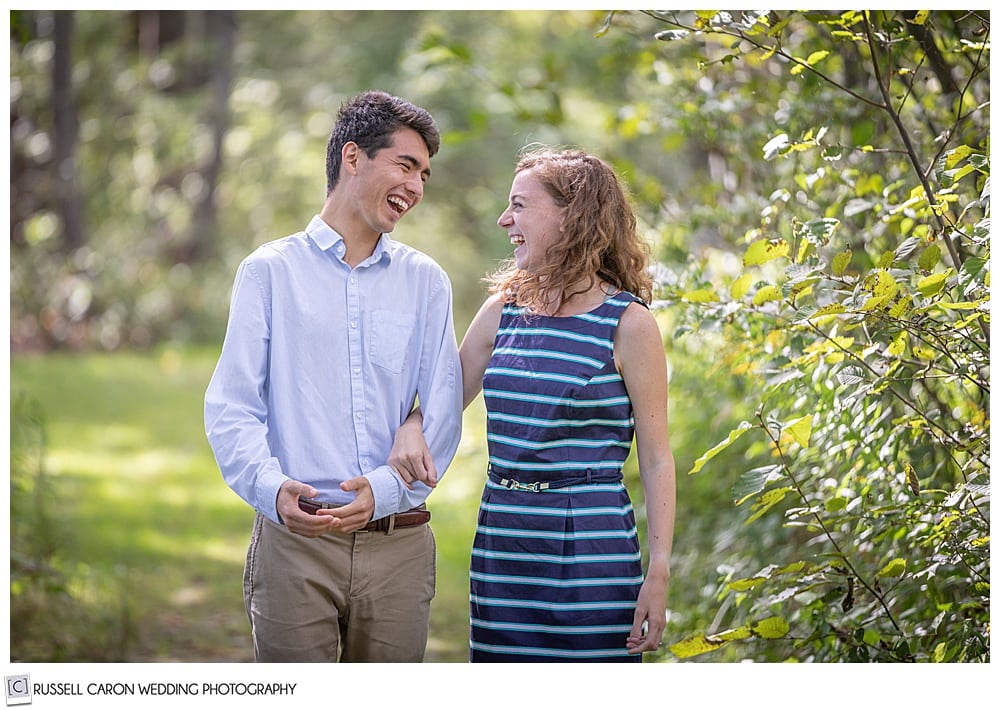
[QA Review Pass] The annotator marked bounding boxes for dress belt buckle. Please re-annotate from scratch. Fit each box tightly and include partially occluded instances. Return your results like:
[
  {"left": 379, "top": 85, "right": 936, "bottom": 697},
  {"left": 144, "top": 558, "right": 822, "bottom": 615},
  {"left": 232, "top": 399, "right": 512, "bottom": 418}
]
[{"left": 499, "top": 477, "right": 548, "bottom": 493}]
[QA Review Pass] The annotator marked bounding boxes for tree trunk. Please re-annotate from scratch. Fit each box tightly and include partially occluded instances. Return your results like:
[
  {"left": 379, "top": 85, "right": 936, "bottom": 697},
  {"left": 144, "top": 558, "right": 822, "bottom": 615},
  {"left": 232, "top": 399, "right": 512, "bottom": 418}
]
[
  {"left": 181, "top": 11, "right": 237, "bottom": 264},
  {"left": 52, "top": 10, "right": 85, "bottom": 253}
]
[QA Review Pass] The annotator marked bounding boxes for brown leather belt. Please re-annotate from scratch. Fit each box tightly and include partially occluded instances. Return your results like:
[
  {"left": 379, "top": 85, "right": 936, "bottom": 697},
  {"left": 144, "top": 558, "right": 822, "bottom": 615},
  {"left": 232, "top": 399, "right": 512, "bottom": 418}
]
[{"left": 298, "top": 498, "right": 430, "bottom": 535}]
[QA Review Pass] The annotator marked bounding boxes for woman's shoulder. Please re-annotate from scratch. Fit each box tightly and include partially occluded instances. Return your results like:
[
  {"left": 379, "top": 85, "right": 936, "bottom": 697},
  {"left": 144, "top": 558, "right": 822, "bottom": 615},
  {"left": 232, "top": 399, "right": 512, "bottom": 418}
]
[{"left": 616, "top": 295, "right": 659, "bottom": 339}]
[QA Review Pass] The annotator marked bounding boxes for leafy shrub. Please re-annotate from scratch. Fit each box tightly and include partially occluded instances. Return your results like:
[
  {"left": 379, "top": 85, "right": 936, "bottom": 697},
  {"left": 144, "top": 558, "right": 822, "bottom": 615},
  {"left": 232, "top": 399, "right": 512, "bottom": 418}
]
[{"left": 621, "top": 10, "right": 990, "bottom": 662}]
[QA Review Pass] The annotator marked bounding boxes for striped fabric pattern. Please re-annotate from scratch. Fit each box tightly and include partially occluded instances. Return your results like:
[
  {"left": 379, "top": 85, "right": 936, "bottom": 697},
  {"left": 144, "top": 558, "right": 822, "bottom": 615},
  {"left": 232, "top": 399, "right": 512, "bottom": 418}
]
[{"left": 470, "top": 293, "right": 644, "bottom": 662}]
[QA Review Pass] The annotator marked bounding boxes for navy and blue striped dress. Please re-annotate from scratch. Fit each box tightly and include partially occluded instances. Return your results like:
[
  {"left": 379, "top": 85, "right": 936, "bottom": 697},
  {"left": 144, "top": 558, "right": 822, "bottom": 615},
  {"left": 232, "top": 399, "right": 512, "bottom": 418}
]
[{"left": 470, "top": 291, "right": 644, "bottom": 662}]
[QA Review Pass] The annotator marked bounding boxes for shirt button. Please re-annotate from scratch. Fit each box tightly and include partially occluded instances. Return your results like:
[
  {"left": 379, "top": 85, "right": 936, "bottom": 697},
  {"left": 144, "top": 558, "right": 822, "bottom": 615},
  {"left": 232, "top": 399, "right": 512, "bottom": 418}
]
[
  {"left": 350, "top": 321, "right": 358, "bottom": 328},
  {"left": 353, "top": 367, "right": 360, "bottom": 374}
]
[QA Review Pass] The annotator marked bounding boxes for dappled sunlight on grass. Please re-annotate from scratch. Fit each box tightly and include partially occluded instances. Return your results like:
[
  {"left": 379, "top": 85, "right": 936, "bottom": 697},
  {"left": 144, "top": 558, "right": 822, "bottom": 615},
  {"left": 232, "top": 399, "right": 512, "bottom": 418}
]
[
  {"left": 10, "top": 345, "right": 488, "bottom": 661},
  {"left": 198, "top": 537, "right": 254, "bottom": 565},
  {"left": 48, "top": 446, "right": 203, "bottom": 481}
]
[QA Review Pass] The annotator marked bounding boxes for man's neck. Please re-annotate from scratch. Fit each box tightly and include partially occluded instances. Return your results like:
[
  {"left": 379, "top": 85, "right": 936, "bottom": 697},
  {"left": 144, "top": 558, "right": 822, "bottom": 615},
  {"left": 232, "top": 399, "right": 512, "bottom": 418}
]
[{"left": 318, "top": 199, "right": 380, "bottom": 268}]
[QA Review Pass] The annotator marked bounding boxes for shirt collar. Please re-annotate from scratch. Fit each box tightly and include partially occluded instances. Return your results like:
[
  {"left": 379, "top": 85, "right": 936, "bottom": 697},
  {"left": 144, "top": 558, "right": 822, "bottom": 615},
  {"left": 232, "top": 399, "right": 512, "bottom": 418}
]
[{"left": 305, "top": 214, "right": 394, "bottom": 265}]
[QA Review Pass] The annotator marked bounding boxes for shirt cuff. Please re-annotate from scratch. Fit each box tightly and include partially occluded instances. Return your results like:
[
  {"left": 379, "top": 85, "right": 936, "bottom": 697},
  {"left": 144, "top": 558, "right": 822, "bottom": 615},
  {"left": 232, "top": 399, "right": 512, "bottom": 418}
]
[
  {"left": 365, "top": 465, "right": 402, "bottom": 521},
  {"left": 256, "top": 466, "right": 291, "bottom": 525}
]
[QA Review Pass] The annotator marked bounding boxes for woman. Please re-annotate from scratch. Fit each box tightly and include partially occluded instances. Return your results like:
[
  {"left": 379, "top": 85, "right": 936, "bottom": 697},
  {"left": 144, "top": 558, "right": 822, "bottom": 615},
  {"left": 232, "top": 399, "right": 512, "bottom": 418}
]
[{"left": 392, "top": 146, "right": 676, "bottom": 662}]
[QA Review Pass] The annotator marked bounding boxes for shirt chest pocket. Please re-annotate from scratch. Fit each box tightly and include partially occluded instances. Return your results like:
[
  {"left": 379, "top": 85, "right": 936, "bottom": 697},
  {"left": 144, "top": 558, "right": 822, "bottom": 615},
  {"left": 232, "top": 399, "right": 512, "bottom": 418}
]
[{"left": 370, "top": 309, "right": 416, "bottom": 373}]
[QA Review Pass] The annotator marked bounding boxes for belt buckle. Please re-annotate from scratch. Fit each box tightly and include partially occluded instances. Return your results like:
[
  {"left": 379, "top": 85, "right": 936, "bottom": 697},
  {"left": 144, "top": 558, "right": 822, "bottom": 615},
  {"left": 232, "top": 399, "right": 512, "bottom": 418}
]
[
  {"left": 500, "top": 478, "right": 546, "bottom": 493},
  {"left": 359, "top": 513, "right": 395, "bottom": 535}
]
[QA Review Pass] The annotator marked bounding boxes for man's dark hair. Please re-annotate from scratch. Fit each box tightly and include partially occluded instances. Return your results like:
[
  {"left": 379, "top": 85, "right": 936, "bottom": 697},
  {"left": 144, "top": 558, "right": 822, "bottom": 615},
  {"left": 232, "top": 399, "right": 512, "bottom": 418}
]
[{"left": 325, "top": 90, "right": 440, "bottom": 194}]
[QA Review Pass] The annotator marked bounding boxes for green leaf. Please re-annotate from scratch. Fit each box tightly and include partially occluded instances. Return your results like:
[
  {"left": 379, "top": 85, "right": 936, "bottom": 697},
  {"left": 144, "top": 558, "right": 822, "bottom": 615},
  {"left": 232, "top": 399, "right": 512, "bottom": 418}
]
[
  {"left": 825, "top": 496, "right": 848, "bottom": 512},
  {"left": 730, "top": 273, "right": 753, "bottom": 299},
  {"left": 746, "top": 486, "right": 794, "bottom": 522},
  {"left": 936, "top": 301, "right": 980, "bottom": 311},
  {"left": 797, "top": 218, "right": 839, "bottom": 246},
  {"left": 690, "top": 421, "right": 753, "bottom": 475},
  {"left": 889, "top": 296, "right": 913, "bottom": 318},
  {"left": 877, "top": 558, "right": 907, "bottom": 577},
  {"left": 803, "top": 303, "right": 846, "bottom": 327},
  {"left": 732, "top": 464, "right": 783, "bottom": 504},
  {"left": 865, "top": 269, "right": 900, "bottom": 299},
  {"left": 805, "top": 50, "right": 830, "bottom": 65},
  {"left": 783, "top": 414, "right": 813, "bottom": 448},
  {"left": 888, "top": 331, "right": 908, "bottom": 356},
  {"left": 744, "top": 238, "right": 790, "bottom": 266},
  {"left": 714, "top": 625, "right": 752, "bottom": 641},
  {"left": 752, "top": 284, "right": 782, "bottom": 305},
  {"left": 851, "top": 120, "right": 876, "bottom": 146},
  {"left": 752, "top": 617, "right": 790, "bottom": 639},
  {"left": 682, "top": 288, "right": 718, "bottom": 303},
  {"left": 832, "top": 249, "right": 852, "bottom": 276},
  {"left": 905, "top": 462, "right": 920, "bottom": 496},
  {"left": 668, "top": 633, "right": 726, "bottom": 658},
  {"left": 918, "top": 243, "right": 942, "bottom": 272},
  {"left": 728, "top": 576, "right": 767, "bottom": 592},
  {"left": 917, "top": 272, "right": 950, "bottom": 297}
]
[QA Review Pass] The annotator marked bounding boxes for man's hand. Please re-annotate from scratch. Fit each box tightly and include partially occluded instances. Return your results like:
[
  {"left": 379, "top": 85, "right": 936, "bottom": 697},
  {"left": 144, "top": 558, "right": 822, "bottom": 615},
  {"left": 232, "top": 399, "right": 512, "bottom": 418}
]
[
  {"left": 325, "top": 476, "right": 376, "bottom": 534},
  {"left": 277, "top": 480, "right": 340, "bottom": 538}
]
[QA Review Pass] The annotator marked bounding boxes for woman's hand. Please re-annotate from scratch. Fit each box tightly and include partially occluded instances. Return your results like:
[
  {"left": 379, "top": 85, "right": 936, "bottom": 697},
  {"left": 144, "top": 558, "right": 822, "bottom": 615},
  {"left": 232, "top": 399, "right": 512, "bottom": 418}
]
[
  {"left": 626, "top": 570, "right": 670, "bottom": 654},
  {"left": 388, "top": 409, "right": 437, "bottom": 489}
]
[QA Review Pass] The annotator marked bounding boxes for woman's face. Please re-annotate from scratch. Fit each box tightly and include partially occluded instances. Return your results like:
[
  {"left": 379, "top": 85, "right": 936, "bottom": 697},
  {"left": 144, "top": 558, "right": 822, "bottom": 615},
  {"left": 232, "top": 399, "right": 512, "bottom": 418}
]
[{"left": 497, "top": 168, "right": 565, "bottom": 273}]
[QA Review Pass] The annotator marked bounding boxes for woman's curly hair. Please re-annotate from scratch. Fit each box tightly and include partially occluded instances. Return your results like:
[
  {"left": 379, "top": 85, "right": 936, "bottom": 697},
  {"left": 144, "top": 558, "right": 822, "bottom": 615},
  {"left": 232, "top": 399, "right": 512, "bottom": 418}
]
[{"left": 486, "top": 146, "right": 652, "bottom": 313}]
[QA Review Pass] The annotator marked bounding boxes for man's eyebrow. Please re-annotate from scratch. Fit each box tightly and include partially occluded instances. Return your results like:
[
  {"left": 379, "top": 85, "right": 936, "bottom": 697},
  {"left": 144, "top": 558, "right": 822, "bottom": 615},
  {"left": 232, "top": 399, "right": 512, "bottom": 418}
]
[{"left": 399, "top": 153, "right": 432, "bottom": 179}]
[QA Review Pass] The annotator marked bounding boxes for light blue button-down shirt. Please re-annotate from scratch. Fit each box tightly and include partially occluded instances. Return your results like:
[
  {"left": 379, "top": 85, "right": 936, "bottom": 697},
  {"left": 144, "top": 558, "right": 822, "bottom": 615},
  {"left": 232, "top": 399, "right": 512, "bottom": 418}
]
[{"left": 204, "top": 215, "right": 463, "bottom": 524}]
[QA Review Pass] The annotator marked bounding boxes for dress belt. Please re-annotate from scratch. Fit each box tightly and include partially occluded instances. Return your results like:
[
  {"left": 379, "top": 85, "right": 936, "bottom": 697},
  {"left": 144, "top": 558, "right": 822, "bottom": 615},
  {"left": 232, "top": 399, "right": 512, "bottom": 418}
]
[{"left": 486, "top": 465, "right": 622, "bottom": 492}]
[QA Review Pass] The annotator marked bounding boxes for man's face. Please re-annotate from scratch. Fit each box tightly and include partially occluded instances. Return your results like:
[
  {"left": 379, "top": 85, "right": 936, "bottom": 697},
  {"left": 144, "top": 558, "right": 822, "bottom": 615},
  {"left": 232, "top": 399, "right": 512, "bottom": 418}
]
[{"left": 349, "top": 128, "right": 431, "bottom": 236}]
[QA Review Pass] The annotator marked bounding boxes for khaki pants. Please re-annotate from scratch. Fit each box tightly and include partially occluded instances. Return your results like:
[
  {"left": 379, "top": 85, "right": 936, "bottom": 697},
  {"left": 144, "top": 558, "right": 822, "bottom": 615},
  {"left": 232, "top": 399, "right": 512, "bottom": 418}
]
[{"left": 243, "top": 513, "right": 436, "bottom": 662}]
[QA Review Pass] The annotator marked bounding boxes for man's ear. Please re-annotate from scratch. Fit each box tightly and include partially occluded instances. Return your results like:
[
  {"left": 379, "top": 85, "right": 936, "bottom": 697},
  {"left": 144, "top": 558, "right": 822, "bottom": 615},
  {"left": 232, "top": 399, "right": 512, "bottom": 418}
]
[{"left": 341, "top": 141, "right": 361, "bottom": 176}]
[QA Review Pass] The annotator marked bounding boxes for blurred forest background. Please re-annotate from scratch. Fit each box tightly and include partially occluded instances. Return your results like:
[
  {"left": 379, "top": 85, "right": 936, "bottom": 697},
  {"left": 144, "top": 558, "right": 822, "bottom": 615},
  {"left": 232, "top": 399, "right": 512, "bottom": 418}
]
[{"left": 9, "top": 10, "right": 990, "bottom": 663}]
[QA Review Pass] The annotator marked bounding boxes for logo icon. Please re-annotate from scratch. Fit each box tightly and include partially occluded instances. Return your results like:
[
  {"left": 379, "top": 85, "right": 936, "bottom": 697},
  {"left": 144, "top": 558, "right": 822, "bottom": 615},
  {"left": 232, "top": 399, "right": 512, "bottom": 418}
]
[{"left": 5, "top": 676, "right": 31, "bottom": 706}]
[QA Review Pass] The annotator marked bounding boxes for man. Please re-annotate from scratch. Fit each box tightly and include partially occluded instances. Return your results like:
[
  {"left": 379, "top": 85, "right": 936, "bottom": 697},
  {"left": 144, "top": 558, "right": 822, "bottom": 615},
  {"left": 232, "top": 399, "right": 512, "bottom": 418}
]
[{"left": 204, "top": 90, "right": 462, "bottom": 662}]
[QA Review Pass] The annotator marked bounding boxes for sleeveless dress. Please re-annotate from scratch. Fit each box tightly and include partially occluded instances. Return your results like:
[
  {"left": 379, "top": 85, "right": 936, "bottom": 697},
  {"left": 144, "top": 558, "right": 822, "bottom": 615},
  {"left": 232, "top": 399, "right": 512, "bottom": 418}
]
[{"left": 469, "top": 291, "right": 644, "bottom": 662}]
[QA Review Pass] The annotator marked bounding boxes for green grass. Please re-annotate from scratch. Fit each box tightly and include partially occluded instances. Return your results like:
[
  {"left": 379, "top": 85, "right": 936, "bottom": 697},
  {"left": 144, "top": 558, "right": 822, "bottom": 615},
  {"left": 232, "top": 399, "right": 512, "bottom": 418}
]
[{"left": 9, "top": 345, "right": 486, "bottom": 662}]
